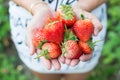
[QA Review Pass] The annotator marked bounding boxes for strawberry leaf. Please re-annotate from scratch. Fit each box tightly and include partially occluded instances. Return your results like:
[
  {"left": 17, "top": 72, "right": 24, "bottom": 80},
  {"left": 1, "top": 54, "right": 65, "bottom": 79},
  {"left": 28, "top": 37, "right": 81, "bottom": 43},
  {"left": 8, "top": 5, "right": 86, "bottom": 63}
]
[
  {"left": 64, "top": 25, "right": 78, "bottom": 41},
  {"left": 37, "top": 40, "right": 47, "bottom": 49},
  {"left": 34, "top": 49, "right": 49, "bottom": 59},
  {"left": 81, "top": 14, "right": 85, "bottom": 20},
  {"left": 60, "top": 4, "right": 74, "bottom": 20},
  {"left": 43, "top": 49, "right": 50, "bottom": 59},
  {"left": 87, "top": 39, "right": 103, "bottom": 50},
  {"left": 69, "top": 31, "right": 78, "bottom": 41}
]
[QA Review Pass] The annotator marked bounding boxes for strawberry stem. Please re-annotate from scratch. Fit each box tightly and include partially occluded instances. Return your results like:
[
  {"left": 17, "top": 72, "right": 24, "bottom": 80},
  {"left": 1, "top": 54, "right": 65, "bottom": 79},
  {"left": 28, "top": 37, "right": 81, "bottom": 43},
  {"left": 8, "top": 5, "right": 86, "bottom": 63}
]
[
  {"left": 88, "top": 39, "right": 103, "bottom": 50},
  {"left": 34, "top": 49, "right": 49, "bottom": 59},
  {"left": 92, "top": 40, "right": 103, "bottom": 44},
  {"left": 64, "top": 25, "right": 78, "bottom": 41},
  {"left": 81, "top": 14, "right": 85, "bottom": 20},
  {"left": 61, "top": 42, "right": 66, "bottom": 56}
]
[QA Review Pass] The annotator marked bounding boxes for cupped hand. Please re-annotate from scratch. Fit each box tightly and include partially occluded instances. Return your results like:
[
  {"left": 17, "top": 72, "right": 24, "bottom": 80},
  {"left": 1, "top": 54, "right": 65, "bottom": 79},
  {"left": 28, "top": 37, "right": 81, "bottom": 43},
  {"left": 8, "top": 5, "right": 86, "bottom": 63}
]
[
  {"left": 59, "top": 3, "right": 103, "bottom": 67},
  {"left": 26, "top": 4, "right": 61, "bottom": 70}
]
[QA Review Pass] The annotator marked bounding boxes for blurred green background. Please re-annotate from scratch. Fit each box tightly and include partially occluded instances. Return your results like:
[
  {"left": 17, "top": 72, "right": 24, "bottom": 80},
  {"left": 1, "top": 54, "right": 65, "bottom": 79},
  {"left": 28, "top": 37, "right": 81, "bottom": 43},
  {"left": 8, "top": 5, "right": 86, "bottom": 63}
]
[{"left": 0, "top": 0, "right": 120, "bottom": 80}]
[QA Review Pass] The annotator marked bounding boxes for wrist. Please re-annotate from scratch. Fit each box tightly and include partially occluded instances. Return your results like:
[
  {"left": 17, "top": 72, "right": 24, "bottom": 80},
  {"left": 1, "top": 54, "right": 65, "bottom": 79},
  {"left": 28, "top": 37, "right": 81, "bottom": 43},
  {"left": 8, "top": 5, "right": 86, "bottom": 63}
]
[
  {"left": 76, "top": 0, "right": 107, "bottom": 12},
  {"left": 30, "top": 1, "right": 48, "bottom": 15},
  {"left": 72, "top": 2, "right": 85, "bottom": 13},
  {"left": 73, "top": 1, "right": 91, "bottom": 12}
]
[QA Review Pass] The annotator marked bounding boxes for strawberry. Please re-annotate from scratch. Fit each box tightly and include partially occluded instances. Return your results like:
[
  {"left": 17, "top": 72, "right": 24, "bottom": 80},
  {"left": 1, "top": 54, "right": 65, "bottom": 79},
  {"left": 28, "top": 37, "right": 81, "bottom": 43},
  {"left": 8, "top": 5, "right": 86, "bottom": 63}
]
[
  {"left": 44, "top": 17, "right": 64, "bottom": 44},
  {"left": 79, "top": 41, "right": 92, "bottom": 54},
  {"left": 63, "top": 40, "right": 82, "bottom": 59},
  {"left": 35, "top": 42, "right": 62, "bottom": 59},
  {"left": 57, "top": 4, "right": 76, "bottom": 27},
  {"left": 73, "top": 14, "right": 94, "bottom": 42},
  {"left": 33, "top": 28, "right": 46, "bottom": 48},
  {"left": 62, "top": 27, "right": 82, "bottom": 59}
]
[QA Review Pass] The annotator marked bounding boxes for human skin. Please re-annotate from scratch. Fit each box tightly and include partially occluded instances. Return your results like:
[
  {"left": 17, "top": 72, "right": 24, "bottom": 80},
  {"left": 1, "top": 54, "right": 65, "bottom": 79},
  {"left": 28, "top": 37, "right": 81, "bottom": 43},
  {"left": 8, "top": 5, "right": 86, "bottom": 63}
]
[{"left": 12, "top": 0, "right": 106, "bottom": 70}]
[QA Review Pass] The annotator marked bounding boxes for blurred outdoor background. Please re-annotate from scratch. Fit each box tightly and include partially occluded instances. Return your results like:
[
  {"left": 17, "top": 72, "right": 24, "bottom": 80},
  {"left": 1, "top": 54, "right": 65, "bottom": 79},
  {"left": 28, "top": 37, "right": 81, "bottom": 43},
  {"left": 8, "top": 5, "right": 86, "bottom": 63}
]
[{"left": 0, "top": 0, "right": 120, "bottom": 80}]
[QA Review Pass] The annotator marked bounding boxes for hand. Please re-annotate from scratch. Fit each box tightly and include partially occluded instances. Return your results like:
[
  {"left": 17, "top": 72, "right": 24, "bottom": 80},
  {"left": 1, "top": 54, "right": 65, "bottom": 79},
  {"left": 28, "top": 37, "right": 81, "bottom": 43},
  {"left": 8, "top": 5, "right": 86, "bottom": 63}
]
[
  {"left": 26, "top": 3, "right": 61, "bottom": 70},
  {"left": 72, "top": 3, "right": 103, "bottom": 36},
  {"left": 59, "top": 3, "right": 103, "bottom": 66}
]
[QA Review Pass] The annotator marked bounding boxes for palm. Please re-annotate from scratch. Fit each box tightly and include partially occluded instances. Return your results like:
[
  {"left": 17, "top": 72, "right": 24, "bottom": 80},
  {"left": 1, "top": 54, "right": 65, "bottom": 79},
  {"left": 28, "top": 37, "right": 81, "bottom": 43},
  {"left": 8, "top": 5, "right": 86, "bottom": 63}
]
[
  {"left": 59, "top": 5, "right": 102, "bottom": 66},
  {"left": 27, "top": 7, "right": 61, "bottom": 70}
]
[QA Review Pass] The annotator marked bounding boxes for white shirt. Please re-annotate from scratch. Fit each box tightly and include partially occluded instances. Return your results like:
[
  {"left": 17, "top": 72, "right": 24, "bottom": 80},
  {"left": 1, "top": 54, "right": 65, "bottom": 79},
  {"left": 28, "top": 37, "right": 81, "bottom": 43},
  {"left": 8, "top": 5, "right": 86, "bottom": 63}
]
[{"left": 9, "top": 0, "right": 107, "bottom": 73}]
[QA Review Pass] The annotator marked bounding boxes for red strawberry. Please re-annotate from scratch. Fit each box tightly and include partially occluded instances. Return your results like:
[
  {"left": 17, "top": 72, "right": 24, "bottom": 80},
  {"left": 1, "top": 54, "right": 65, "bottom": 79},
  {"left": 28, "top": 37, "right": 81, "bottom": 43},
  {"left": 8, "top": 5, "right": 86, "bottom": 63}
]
[
  {"left": 79, "top": 41, "right": 92, "bottom": 54},
  {"left": 73, "top": 15, "right": 94, "bottom": 42},
  {"left": 33, "top": 28, "right": 46, "bottom": 48},
  {"left": 35, "top": 42, "right": 62, "bottom": 59},
  {"left": 44, "top": 17, "right": 64, "bottom": 44},
  {"left": 62, "top": 27, "right": 81, "bottom": 59},
  {"left": 57, "top": 5, "right": 76, "bottom": 27},
  {"left": 63, "top": 40, "right": 82, "bottom": 59}
]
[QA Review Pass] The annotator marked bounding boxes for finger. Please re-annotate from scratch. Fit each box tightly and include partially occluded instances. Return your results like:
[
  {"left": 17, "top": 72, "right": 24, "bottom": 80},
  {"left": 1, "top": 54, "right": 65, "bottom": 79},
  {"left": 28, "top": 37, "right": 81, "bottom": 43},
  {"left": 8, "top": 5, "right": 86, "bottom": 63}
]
[
  {"left": 70, "top": 59, "right": 79, "bottom": 67},
  {"left": 29, "top": 43, "right": 35, "bottom": 55},
  {"left": 37, "top": 49, "right": 52, "bottom": 70},
  {"left": 91, "top": 16, "right": 103, "bottom": 36},
  {"left": 26, "top": 31, "right": 35, "bottom": 55},
  {"left": 51, "top": 59, "right": 61, "bottom": 70},
  {"left": 40, "top": 56, "right": 52, "bottom": 70},
  {"left": 79, "top": 54, "right": 92, "bottom": 62},
  {"left": 65, "top": 58, "right": 71, "bottom": 65},
  {"left": 58, "top": 56, "right": 65, "bottom": 64},
  {"left": 93, "top": 22, "right": 103, "bottom": 36}
]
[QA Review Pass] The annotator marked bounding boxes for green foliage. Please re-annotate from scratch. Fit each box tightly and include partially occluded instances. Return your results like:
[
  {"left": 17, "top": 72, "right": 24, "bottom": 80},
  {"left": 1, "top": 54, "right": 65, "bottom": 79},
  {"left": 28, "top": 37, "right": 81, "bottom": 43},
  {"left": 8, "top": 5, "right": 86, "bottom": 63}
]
[
  {"left": 0, "top": 54, "right": 26, "bottom": 80},
  {"left": 0, "top": 53, "right": 38, "bottom": 80},
  {"left": 87, "top": 1, "right": 120, "bottom": 80},
  {"left": 0, "top": 1, "right": 38, "bottom": 79},
  {"left": 0, "top": 0, "right": 10, "bottom": 52},
  {"left": 103, "top": 0, "right": 120, "bottom": 65},
  {"left": 0, "top": 0, "right": 120, "bottom": 80},
  {"left": 87, "top": 64, "right": 119, "bottom": 80}
]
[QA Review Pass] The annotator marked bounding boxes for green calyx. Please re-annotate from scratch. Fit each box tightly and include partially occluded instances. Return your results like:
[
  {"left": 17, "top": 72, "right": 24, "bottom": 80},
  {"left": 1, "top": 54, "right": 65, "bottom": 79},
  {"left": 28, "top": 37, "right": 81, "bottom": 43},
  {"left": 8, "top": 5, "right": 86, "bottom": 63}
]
[
  {"left": 61, "top": 42, "right": 66, "bottom": 56},
  {"left": 61, "top": 4, "right": 74, "bottom": 20},
  {"left": 87, "top": 39, "right": 103, "bottom": 50},
  {"left": 61, "top": 25, "right": 78, "bottom": 55},
  {"left": 64, "top": 25, "right": 78, "bottom": 42},
  {"left": 81, "top": 14, "right": 85, "bottom": 20},
  {"left": 37, "top": 40, "right": 47, "bottom": 49},
  {"left": 34, "top": 49, "right": 50, "bottom": 59}
]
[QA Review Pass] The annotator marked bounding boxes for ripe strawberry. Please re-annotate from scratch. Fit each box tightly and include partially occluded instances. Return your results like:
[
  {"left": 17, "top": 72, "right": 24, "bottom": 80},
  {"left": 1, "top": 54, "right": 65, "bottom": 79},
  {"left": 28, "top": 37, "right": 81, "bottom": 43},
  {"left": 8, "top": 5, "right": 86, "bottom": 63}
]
[
  {"left": 44, "top": 17, "right": 64, "bottom": 44},
  {"left": 73, "top": 14, "right": 94, "bottom": 42},
  {"left": 33, "top": 28, "right": 46, "bottom": 48},
  {"left": 79, "top": 41, "right": 92, "bottom": 54},
  {"left": 61, "top": 27, "right": 82, "bottom": 59},
  {"left": 63, "top": 40, "right": 82, "bottom": 59},
  {"left": 35, "top": 42, "right": 62, "bottom": 59},
  {"left": 57, "top": 4, "right": 76, "bottom": 27}
]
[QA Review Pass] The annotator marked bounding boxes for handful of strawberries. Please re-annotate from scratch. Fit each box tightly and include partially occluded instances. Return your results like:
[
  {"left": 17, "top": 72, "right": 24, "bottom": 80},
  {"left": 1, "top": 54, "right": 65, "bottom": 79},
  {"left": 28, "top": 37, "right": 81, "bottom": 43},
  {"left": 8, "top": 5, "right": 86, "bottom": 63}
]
[{"left": 33, "top": 5, "right": 95, "bottom": 60}]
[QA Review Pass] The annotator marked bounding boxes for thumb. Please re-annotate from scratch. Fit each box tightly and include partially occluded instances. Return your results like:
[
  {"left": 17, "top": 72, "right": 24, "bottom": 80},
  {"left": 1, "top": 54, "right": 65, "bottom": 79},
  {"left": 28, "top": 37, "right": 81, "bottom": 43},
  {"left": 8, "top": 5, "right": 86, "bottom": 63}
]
[
  {"left": 26, "top": 30, "right": 35, "bottom": 55},
  {"left": 29, "top": 39, "right": 35, "bottom": 55},
  {"left": 94, "top": 27, "right": 99, "bottom": 36},
  {"left": 93, "top": 23, "right": 103, "bottom": 36}
]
